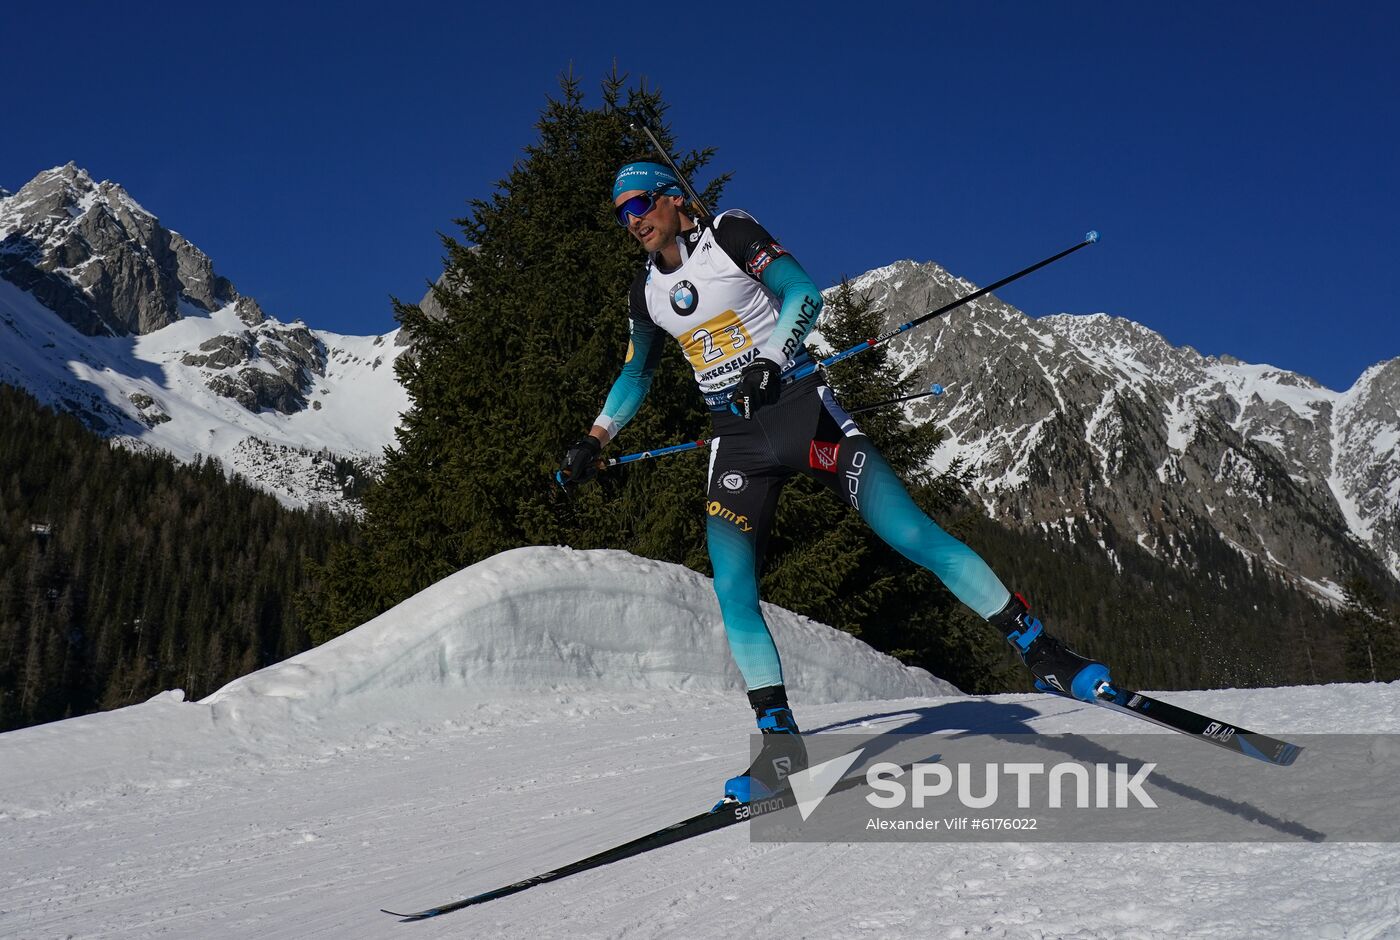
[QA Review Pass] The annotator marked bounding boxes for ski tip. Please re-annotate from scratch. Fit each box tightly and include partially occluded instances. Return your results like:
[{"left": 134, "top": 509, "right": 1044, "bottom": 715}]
[{"left": 381, "top": 908, "right": 433, "bottom": 921}]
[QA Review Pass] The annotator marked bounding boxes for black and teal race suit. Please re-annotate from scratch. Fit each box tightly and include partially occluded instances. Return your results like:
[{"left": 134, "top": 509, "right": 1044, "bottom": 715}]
[{"left": 595, "top": 211, "right": 1013, "bottom": 692}]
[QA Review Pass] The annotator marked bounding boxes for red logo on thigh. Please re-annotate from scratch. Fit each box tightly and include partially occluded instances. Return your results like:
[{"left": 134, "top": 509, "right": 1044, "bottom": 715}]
[{"left": 809, "top": 440, "right": 840, "bottom": 472}]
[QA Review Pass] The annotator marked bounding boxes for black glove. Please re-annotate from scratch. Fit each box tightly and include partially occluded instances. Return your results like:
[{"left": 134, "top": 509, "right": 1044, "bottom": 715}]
[
  {"left": 557, "top": 435, "right": 603, "bottom": 486},
  {"left": 730, "top": 358, "right": 782, "bottom": 420}
]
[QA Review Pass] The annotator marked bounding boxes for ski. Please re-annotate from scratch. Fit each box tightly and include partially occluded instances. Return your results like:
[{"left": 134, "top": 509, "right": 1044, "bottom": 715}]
[
  {"left": 380, "top": 799, "right": 755, "bottom": 921},
  {"left": 382, "top": 686, "right": 1299, "bottom": 921},
  {"left": 380, "top": 766, "right": 873, "bottom": 921},
  {"left": 1047, "top": 683, "right": 1302, "bottom": 766}
]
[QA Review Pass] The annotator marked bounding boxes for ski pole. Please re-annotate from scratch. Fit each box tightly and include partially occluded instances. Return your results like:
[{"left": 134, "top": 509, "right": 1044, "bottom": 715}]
[
  {"left": 847, "top": 383, "right": 946, "bottom": 416},
  {"left": 630, "top": 106, "right": 712, "bottom": 222},
  {"left": 573, "top": 383, "right": 948, "bottom": 478},
  {"left": 787, "top": 231, "right": 1099, "bottom": 384},
  {"left": 606, "top": 437, "right": 709, "bottom": 469},
  {"left": 555, "top": 437, "right": 711, "bottom": 487}
]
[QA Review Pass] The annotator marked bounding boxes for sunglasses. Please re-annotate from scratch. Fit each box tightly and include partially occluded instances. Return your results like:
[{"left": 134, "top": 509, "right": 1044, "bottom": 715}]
[{"left": 614, "top": 184, "right": 676, "bottom": 227}]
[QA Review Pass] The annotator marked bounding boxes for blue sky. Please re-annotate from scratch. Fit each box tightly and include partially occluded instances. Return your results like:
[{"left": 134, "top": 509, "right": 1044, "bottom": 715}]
[{"left": 4, "top": 3, "right": 1396, "bottom": 390}]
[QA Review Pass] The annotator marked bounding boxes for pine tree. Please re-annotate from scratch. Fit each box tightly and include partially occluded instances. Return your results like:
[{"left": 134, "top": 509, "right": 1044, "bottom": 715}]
[
  {"left": 0, "top": 383, "right": 353, "bottom": 731},
  {"left": 1343, "top": 578, "right": 1400, "bottom": 682},
  {"left": 308, "top": 71, "right": 724, "bottom": 640},
  {"left": 309, "top": 82, "right": 1007, "bottom": 693}
]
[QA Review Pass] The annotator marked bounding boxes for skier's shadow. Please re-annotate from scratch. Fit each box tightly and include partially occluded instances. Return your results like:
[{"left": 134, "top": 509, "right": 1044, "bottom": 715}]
[
  {"left": 808, "top": 698, "right": 1047, "bottom": 737},
  {"left": 807, "top": 699, "right": 1324, "bottom": 842}
]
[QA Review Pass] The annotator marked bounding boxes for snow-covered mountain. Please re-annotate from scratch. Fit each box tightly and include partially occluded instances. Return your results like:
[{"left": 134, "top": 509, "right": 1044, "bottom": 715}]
[
  {"left": 4, "top": 163, "right": 1396, "bottom": 592},
  {"left": 830, "top": 260, "right": 1400, "bottom": 595},
  {"left": 0, "top": 164, "right": 409, "bottom": 514},
  {"left": 1, "top": 547, "right": 1396, "bottom": 937}
]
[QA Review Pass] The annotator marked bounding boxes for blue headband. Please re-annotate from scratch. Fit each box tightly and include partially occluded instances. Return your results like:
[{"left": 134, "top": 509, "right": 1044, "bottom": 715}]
[{"left": 612, "top": 161, "right": 683, "bottom": 200}]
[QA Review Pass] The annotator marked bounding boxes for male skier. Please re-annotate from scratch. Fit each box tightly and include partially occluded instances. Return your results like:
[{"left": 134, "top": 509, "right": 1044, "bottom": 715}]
[{"left": 559, "top": 161, "right": 1110, "bottom": 803}]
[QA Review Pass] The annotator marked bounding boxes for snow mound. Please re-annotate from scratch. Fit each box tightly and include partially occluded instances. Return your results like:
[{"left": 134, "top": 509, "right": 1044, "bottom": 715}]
[{"left": 203, "top": 546, "right": 956, "bottom": 726}]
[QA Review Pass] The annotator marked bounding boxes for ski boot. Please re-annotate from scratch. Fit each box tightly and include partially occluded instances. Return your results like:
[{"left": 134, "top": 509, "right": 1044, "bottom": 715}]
[
  {"left": 991, "top": 594, "right": 1111, "bottom": 703},
  {"left": 715, "top": 686, "right": 808, "bottom": 809}
]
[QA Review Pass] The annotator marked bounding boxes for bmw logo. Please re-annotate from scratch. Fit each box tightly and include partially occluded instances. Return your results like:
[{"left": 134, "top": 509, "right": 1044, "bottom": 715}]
[{"left": 670, "top": 280, "right": 698, "bottom": 316}]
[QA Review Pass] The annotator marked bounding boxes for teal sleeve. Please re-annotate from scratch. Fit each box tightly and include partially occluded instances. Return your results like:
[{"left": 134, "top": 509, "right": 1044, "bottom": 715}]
[
  {"left": 594, "top": 318, "right": 663, "bottom": 438},
  {"left": 758, "top": 254, "right": 823, "bottom": 366}
]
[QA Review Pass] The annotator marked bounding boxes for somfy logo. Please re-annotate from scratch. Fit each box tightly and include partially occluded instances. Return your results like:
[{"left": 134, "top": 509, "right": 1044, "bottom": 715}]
[{"left": 707, "top": 501, "right": 753, "bottom": 532}]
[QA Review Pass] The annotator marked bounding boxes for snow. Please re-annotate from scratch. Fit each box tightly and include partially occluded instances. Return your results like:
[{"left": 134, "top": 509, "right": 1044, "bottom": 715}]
[
  {"left": 3, "top": 546, "right": 1398, "bottom": 938},
  {"left": 991, "top": 416, "right": 1049, "bottom": 491},
  {"left": 1202, "top": 360, "right": 1332, "bottom": 422},
  {"left": 0, "top": 277, "right": 409, "bottom": 513},
  {"left": 1163, "top": 395, "right": 1198, "bottom": 452},
  {"left": 2, "top": 161, "right": 412, "bottom": 514},
  {"left": 1292, "top": 574, "right": 1348, "bottom": 606},
  {"left": 1328, "top": 362, "right": 1400, "bottom": 558},
  {"left": 202, "top": 547, "right": 952, "bottom": 726},
  {"left": 1084, "top": 389, "right": 1119, "bottom": 485},
  {"left": 1135, "top": 531, "right": 1157, "bottom": 557}
]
